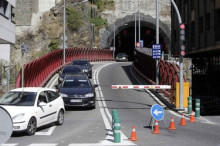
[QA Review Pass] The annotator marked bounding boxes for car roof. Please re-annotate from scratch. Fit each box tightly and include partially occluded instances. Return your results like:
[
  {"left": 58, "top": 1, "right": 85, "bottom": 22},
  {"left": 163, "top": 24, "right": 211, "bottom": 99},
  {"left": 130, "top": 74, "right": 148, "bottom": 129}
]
[
  {"left": 63, "top": 65, "right": 81, "bottom": 69},
  {"left": 10, "top": 87, "right": 55, "bottom": 93},
  {"left": 64, "top": 74, "right": 88, "bottom": 79},
  {"left": 73, "top": 59, "right": 89, "bottom": 62}
]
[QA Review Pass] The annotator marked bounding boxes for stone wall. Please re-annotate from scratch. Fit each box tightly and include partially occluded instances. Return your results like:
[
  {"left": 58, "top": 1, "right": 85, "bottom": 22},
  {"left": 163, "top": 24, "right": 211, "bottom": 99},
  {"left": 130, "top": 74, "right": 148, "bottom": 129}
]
[{"left": 15, "top": 0, "right": 35, "bottom": 26}]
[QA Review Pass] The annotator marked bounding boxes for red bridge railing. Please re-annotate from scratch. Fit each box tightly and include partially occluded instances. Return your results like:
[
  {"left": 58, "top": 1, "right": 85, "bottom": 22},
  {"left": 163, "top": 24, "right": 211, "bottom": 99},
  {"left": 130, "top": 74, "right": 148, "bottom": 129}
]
[
  {"left": 133, "top": 50, "right": 186, "bottom": 105},
  {"left": 15, "top": 48, "right": 113, "bottom": 88}
]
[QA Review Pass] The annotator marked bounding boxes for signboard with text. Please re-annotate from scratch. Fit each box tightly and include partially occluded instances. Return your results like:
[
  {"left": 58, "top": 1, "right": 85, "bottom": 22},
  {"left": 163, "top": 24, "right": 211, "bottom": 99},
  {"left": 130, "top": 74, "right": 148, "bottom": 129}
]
[{"left": 152, "top": 44, "right": 161, "bottom": 59}]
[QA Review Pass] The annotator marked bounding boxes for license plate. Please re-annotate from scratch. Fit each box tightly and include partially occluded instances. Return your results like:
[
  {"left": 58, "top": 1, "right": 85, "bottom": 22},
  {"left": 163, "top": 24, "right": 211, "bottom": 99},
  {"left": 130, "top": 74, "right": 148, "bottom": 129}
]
[{"left": 70, "top": 99, "right": 82, "bottom": 102}]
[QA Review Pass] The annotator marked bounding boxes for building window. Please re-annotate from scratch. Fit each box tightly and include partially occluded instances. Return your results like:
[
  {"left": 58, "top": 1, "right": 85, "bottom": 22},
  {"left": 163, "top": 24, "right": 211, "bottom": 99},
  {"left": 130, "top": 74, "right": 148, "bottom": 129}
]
[
  {"left": 11, "top": 6, "right": 15, "bottom": 23},
  {"left": 205, "top": 13, "right": 210, "bottom": 32},
  {"left": 215, "top": 8, "right": 220, "bottom": 41},
  {"left": 191, "top": 21, "right": 195, "bottom": 47},
  {"left": 199, "top": 17, "right": 204, "bottom": 33},
  {"left": 0, "top": 0, "right": 8, "bottom": 17}
]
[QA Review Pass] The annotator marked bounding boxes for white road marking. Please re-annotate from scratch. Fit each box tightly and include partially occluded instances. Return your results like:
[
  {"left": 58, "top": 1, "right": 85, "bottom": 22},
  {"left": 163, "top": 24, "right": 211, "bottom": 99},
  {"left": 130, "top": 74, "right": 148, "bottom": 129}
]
[
  {"left": 35, "top": 126, "right": 56, "bottom": 136},
  {"left": 0, "top": 144, "right": 18, "bottom": 146},
  {"left": 27, "top": 144, "right": 58, "bottom": 146}
]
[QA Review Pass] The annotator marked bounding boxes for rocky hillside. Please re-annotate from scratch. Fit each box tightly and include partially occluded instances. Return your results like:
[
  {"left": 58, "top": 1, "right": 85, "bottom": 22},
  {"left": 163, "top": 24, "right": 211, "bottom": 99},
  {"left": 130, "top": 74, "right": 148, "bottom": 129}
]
[{"left": 11, "top": 0, "right": 92, "bottom": 66}]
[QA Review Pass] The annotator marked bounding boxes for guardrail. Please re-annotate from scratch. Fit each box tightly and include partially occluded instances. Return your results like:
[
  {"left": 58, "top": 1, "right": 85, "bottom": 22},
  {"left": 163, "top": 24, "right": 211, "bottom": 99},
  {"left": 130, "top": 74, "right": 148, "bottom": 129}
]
[
  {"left": 15, "top": 48, "right": 113, "bottom": 88},
  {"left": 133, "top": 50, "right": 186, "bottom": 105}
]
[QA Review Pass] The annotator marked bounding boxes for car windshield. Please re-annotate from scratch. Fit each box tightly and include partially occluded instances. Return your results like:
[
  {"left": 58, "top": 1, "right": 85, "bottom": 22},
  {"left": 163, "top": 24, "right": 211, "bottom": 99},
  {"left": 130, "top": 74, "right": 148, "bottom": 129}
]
[
  {"left": 63, "top": 67, "right": 81, "bottom": 74},
  {"left": 62, "top": 78, "right": 90, "bottom": 88},
  {"left": 117, "top": 53, "right": 126, "bottom": 57},
  {"left": 0, "top": 91, "right": 36, "bottom": 106},
  {"left": 72, "top": 61, "right": 89, "bottom": 66}
]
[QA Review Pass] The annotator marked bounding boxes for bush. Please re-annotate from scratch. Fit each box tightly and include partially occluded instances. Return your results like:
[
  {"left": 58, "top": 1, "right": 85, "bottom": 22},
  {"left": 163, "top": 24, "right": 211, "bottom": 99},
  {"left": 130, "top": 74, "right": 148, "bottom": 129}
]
[
  {"left": 90, "top": 17, "right": 107, "bottom": 27},
  {"left": 48, "top": 39, "right": 59, "bottom": 52},
  {"left": 66, "top": 7, "right": 83, "bottom": 31}
]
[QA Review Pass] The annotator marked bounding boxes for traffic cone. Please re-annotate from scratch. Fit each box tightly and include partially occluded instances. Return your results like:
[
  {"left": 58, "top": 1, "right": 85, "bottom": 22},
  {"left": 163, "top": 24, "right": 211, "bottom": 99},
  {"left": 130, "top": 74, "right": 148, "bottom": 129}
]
[
  {"left": 169, "top": 117, "right": 176, "bottom": 130},
  {"left": 179, "top": 114, "right": 187, "bottom": 126},
  {"left": 189, "top": 111, "right": 196, "bottom": 123},
  {"left": 152, "top": 120, "right": 160, "bottom": 134},
  {"left": 128, "top": 126, "right": 138, "bottom": 141}
]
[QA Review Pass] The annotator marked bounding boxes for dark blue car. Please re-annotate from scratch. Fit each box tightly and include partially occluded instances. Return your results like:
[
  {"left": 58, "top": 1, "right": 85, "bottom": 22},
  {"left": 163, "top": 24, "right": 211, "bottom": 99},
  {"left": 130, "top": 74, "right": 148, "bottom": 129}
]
[
  {"left": 58, "top": 65, "right": 83, "bottom": 84},
  {"left": 58, "top": 75, "right": 98, "bottom": 109},
  {"left": 72, "top": 60, "right": 93, "bottom": 78}
]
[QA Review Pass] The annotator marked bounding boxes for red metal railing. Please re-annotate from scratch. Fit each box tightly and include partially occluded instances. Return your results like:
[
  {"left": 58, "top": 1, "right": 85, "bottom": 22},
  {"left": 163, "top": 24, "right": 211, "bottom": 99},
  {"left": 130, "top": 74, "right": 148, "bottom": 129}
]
[
  {"left": 15, "top": 48, "right": 113, "bottom": 88},
  {"left": 133, "top": 50, "right": 186, "bottom": 104}
]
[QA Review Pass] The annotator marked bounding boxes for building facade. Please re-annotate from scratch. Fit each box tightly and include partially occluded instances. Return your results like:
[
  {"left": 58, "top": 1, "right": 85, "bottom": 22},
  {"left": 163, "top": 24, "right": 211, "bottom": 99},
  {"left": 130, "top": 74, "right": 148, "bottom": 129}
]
[
  {"left": 171, "top": 0, "right": 220, "bottom": 114},
  {"left": 0, "top": 0, "right": 16, "bottom": 62}
]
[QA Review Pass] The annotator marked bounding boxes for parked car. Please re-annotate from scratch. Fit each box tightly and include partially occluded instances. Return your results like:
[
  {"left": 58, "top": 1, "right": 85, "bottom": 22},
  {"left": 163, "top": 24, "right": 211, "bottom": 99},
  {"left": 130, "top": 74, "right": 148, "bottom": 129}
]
[
  {"left": 72, "top": 59, "right": 93, "bottom": 78},
  {"left": 57, "top": 74, "right": 98, "bottom": 109},
  {"left": 116, "top": 53, "right": 128, "bottom": 62},
  {"left": 58, "top": 65, "right": 83, "bottom": 84},
  {"left": 0, "top": 87, "right": 65, "bottom": 135}
]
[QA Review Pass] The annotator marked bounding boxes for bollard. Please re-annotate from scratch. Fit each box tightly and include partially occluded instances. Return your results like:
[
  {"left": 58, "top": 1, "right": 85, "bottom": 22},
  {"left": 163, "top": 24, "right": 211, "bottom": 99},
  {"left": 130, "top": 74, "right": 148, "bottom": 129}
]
[
  {"left": 188, "top": 96, "right": 192, "bottom": 114},
  {"left": 113, "top": 118, "right": 121, "bottom": 143},
  {"left": 195, "top": 99, "right": 200, "bottom": 117},
  {"left": 112, "top": 110, "right": 118, "bottom": 129}
]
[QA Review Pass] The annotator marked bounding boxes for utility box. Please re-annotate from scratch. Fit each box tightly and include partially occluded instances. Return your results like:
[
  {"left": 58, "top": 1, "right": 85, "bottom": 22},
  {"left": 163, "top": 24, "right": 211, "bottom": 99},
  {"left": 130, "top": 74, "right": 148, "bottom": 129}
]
[{"left": 175, "top": 82, "right": 190, "bottom": 108}]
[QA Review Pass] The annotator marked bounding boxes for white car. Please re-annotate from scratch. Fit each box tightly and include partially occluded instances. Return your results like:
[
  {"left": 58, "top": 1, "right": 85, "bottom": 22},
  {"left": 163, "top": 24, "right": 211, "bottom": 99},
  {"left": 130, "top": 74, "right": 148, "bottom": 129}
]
[{"left": 0, "top": 87, "right": 65, "bottom": 135}]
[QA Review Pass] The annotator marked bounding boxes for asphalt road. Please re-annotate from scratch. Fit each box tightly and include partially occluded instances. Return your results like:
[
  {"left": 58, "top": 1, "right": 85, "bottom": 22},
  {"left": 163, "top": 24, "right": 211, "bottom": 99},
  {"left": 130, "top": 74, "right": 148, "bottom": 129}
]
[{"left": 2, "top": 62, "right": 220, "bottom": 146}]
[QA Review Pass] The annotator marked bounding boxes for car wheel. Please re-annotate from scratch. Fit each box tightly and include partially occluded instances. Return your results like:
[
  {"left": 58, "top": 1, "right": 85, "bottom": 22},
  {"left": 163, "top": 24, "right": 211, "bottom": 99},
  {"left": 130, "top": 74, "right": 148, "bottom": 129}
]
[
  {"left": 26, "top": 117, "right": 37, "bottom": 136},
  {"left": 56, "top": 109, "right": 64, "bottom": 126}
]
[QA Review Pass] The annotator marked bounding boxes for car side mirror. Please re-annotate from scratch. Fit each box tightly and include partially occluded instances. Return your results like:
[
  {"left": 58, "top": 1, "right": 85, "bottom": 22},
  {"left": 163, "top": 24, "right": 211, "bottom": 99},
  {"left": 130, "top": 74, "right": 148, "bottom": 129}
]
[
  {"left": 93, "top": 84, "right": 98, "bottom": 88},
  {"left": 91, "top": 64, "right": 93, "bottom": 67},
  {"left": 39, "top": 102, "right": 46, "bottom": 107},
  {"left": 55, "top": 84, "right": 59, "bottom": 89}
]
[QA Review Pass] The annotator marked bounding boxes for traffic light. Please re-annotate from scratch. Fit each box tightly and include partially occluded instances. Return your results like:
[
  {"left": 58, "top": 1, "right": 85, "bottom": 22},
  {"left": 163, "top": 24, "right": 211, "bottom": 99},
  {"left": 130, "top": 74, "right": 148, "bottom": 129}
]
[{"left": 179, "top": 23, "right": 185, "bottom": 56}]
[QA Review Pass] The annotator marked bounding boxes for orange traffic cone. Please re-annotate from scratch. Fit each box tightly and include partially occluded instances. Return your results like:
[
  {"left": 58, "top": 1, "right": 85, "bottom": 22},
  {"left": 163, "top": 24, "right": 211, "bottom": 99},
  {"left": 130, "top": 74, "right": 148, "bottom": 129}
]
[
  {"left": 128, "top": 126, "right": 138, "bottom": 141},
  {"left": 189, "top": 111, "right": 196, "bottom": 123},
  {"left": 152, "top": 120, "right": 160, "bottom": 134},
  {"left": 179, "top": 114, "right": 187, "bottom": 126},
  {"left": 169, "top": 117, "right": 176, "bottom": 130}
]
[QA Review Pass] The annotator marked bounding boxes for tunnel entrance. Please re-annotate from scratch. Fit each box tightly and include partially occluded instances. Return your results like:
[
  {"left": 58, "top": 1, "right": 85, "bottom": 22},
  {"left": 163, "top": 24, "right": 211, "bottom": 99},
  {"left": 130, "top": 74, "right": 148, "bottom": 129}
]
[
  {"left": 111, "top": 25, "right": 168, "bottom": 61},
  {"left": 100, "top": 14, "right": 171, "bottom": 61}
]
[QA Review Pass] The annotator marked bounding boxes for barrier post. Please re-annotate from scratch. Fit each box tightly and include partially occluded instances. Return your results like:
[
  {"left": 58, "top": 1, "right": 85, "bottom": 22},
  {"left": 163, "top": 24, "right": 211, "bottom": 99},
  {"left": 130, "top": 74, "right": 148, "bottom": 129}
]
[
  {"left": 188, "top": 96, "right": 192, "bottom": 114},
  {"left": 195, "top": 99, "right": 200, "bottom": 117},
  {"left": 112, "top": 110, "right": 118, "bottom": 129},
  {"left": 113, "top": 118, "right": 121, "bottom": 143}
]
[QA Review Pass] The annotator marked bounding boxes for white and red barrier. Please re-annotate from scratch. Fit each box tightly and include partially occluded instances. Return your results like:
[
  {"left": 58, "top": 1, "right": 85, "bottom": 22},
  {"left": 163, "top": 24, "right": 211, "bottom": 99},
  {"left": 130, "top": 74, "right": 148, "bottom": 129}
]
[{"left": 111, "top": 85, "right": 171, "bottom": 89}]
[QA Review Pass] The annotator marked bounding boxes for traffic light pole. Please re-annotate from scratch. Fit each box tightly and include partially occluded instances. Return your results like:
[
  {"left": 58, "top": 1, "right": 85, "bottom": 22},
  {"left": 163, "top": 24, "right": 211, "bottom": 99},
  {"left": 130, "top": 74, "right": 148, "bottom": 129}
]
[{"left": 170, "top": 0, "right": 184, "bottom": 110}]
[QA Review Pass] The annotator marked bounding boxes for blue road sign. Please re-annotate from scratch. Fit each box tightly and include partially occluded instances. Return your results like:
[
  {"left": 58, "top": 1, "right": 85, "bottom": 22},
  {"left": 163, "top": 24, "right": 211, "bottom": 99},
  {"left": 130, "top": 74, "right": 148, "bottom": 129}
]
[
  {"left": 151, "top": 104, "right": 164, "bottom": 121},
  {"left": 140, "top": 40, "right": 144, "bottom": 48},
  {"left": 152, "top": 44, "right": 161, "bottom": 59}
]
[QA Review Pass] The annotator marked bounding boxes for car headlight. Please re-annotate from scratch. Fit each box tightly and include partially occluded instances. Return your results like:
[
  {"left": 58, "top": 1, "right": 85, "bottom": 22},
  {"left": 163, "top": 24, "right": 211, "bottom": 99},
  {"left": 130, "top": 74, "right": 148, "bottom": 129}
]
[
  {"left": 13, "top": 113, "right": 25, "bottom": 121},
  {"left": 83, "top": 69, "right": 88, "bottom": 73},
  {"left": 85, "top": 93, "right": 94, "bottom": 97},
  {"left": 60, "top": 93, "right": 68, "bottom": 98},
  {"left": 59, "top": 77, "right": 64, "bottom": 81},
  {"left": 122, "top": 57, "right": 126, "bottom": 59}
]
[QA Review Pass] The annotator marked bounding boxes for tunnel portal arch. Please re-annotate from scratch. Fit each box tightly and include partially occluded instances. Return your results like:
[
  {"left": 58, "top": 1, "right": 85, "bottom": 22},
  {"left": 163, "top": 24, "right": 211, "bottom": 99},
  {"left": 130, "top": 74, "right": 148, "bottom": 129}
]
[{"left": 100, "top": 12, "right": 171, "bottom": 54}]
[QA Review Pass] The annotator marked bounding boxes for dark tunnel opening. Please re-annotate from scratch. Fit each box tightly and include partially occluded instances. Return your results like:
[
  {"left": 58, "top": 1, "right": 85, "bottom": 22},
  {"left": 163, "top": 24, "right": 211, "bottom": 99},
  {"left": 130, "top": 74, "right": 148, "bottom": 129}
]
[{"left": 111, "top": 25, "right": 168, "bottom": 61}]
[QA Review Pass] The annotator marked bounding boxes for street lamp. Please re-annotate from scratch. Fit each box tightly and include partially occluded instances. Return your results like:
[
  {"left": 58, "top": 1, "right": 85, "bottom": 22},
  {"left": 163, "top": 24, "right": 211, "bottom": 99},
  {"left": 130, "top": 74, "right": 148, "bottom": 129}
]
[
  {"left": 62, "top": 0, "right": 88, "bottom": 65},
  {"left": 63, "top": 0, "right": 66, "bottom": 65}
]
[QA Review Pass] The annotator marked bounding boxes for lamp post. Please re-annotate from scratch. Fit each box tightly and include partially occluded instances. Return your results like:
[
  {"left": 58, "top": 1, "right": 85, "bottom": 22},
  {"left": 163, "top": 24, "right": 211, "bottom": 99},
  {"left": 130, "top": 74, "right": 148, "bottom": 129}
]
[
  {"left": 62, "top": 0, "right": 88, "bottom": 65},
  {"left": 156, "top": 0, "right": 159, "bottom": 85},
  {"left": 138, "top": 0, "right": 141, "bottom": 43},
  {"left": 63, "top": 0, "right": 66, "bottom": 65}
]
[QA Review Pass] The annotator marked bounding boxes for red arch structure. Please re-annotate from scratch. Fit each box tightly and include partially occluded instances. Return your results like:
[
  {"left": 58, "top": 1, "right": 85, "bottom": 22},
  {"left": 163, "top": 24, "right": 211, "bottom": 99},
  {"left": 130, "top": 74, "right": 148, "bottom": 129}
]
[{"left": 15, "top": 48, "right": 113, "bottom": 88}]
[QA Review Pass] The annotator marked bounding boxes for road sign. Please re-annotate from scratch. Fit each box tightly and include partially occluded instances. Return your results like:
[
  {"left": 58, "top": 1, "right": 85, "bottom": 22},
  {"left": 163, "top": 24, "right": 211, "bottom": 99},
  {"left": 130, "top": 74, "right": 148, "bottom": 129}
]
[
  {"left": 152, "top": 44, "right": 161, "bottom": 59},
  {"left": 140, "top": 40, "right": 144, "bottom": 47},
  {"left": 151, "top": 104, "right": 164, "bottom": 121},
  {"left": 136, "top": 42, "right": 141, "bottom": 48},
  {"left": 21, "top": 44, "right": 28, "bottom": 53}
]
